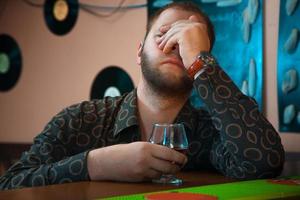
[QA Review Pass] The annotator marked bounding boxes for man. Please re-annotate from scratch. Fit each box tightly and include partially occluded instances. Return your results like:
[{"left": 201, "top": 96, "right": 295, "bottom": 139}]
[{"left": 0, "top": 2, "right": 284, "bottom": 189}]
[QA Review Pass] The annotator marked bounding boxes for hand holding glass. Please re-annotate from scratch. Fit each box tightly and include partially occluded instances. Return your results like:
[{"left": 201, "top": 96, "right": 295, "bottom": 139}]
[{"left": 149, "top": 123, "right": 189, "bottom": 185}]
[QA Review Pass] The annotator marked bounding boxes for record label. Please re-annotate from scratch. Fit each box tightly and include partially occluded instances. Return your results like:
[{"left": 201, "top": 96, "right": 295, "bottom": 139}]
[
  {"left": 53, "top": 0, "right": 69, "bottom": 21},
  {"left": 0, "top": 53, "right": 10, "bottom": 74},
  {"left": 104, "top": 86, "right": 121, "bottom": 98},
  {"left": 44, "top": 0, "right": 79, "bottom": 35},
  {"left": 90, "top": 66, "right": 135, "bottom": 100},
  {"left": 0, "top": 34, "right": 22, "bottom": 92}
]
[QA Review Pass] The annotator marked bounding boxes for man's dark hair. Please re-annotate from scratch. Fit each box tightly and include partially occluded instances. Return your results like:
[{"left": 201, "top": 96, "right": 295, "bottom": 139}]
[{"left": 146, "top": 1, "right": 215, "bottom": 51}]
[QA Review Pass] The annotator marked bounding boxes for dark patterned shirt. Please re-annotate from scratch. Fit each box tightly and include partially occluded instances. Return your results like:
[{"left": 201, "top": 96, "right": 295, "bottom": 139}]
[{"left": 0, "top": 64, "right": 285, "bottom": 190}]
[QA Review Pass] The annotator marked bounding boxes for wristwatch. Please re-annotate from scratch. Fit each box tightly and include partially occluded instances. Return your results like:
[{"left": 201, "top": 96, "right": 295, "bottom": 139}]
[{"left": 187, "top": 51, "right": 217, "bottom": 79}]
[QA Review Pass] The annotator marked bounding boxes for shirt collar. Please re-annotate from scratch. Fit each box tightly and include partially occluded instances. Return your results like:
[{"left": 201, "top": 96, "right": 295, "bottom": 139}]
[
  {"left": 113, "top": 89, "right": 197, "bottom": 137},
  {"left": 113, "top": 89, "right": 139, "bottom": 137},
  {"left": 174, "top": 101, "right": 197, "bottom": 133}
]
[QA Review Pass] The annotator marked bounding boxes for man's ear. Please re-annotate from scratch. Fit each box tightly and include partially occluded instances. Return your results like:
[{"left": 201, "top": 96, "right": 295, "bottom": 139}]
[{"left": 136, "top": 42, "right": 143, "bottom": 65}]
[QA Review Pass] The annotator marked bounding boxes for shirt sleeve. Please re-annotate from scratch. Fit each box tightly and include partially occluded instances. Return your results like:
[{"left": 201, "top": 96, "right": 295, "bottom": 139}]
[
  {"left": 0, "top": 101, "right": 102, "bottom": 190},
  {"left": 193, "top": 63, "right": 285, "bottom": 180}
]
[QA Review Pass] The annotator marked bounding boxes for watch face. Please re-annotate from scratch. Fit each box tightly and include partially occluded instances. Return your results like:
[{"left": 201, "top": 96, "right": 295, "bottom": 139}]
[{"left": 199, "top": 52, "right": 217, "bottom": 66}]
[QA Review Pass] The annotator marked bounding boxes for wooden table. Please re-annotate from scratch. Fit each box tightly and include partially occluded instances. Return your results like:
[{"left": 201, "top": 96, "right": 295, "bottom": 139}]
[{"left": 0, "top": 171, "right": 235, "bottom": 200}]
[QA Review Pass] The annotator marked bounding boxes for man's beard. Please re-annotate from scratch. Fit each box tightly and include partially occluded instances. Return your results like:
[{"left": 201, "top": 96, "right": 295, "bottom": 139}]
[{"left": 140, "top": 50, "right": 193, "bottom": 98}]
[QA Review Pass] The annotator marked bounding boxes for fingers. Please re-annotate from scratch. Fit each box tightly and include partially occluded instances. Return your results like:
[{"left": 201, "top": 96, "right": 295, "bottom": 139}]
[
  {"left": 156, "top": 16, "right": 209, "bottom": 54},
  {"left": 162, "top": 38, "right": 178, "bottom": 54},
  {"left": 159, "top": 20, "right": 189, "bottom": 33},
  {"left": 157, "top": 25, "right": 184, "bottom": 53},
  {"left": 144, "top": 168, "right": 162, "bottom": 180},
  {"left": 151, "top": 144, "right": 188, "bottom": 166},
  {"left": 159, "top": 24, "right": 171, "bottom": 33},
  {"left": 148, "top": 155, "right": 181, "bottom": 174},
  {"left": 157, "top": 30, "right": 178, "bottom": 53},
  {"left": 189, "top": 15, "right": 199, "bottom": 22}
]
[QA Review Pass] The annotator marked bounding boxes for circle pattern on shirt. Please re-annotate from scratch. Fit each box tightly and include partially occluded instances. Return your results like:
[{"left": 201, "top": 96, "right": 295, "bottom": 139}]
[
  {"left": 224, "top": 140, "right": 239, "bottom": 154},
  {"left": 212, "top": 92, "right": 223, "bottom": 104},
  {"left": 69, "top": 159, "right": 83, "bottom": 175},
  {"left": 83, "top": 102, "right": 96, "bottom": 113},
  {"left": 241, "top": 161, "right": 257, "bottom": 174},
  {"left": 40, "top": 142, "right": 53, "bottom": 155},
  {"left": 27, "top": 154, "right": 41, "bottom": 165},
  {"left": 58, "top": 157, "right": 72, "bottom": 166},
  {"left": 197, "top": 84, "right": 208, "bottom": 99},
  {"left": 32, "top": 175, "right": 45, "bottom": 186},
  {"left": 246, "top": 131, "right": 257, "bottom": 144},
  {"left": 266, "top": 129, "right": 277, "bottom": 145},
  {"left": 118, "top": 109, "right": 129, "bottom": 121},
  {"left": 49, "top": 168, "right": 58, "bottom": 182},
  {"left": 226, "top": 123, "right": 243, "bottom": 138},
  {"left": 59, "top": 178, "right": 72, "bottom": 184},
  {"left": 205, "top": 65, "right": 216, "bottom": 75},
  {"left": 77, "top": 132, "right": 90, "bottom": 147},
  {"left": 260, "top": 137, "right": 272, "bottom": 150},
  {"left": 69, "top": 118, "right": 82, "bottom": 130},
  {"left": 126, "top": 116, "right": 137, "bottom": 127},
  {"left": 219, "top": 70, "right": 232, "bottom": 83},
  {"left": 53, "top": 117, "right": 65, "bottom": 128},
  {"left": 211, "top": 117, "right": 222, "bottom": 130},
  {"left": 11, "top": 174, "right": 25, "bottom": 187},
  {"left": 267, "top": 150, "right": 281, "bottom": 167},
  {"left": 243, "top": 148, "right": 263, "bottom": 161},
  {"left": 216, "top": 85, "right": 231, "bottom": 99},
  {"left": 188, "top": 141, "right": 202, "bottom": 156},
  {"left": 92, "top": 125, "right": 103, "bottom": 138},
  {"left": 232, "top": 166, "right": 245, "bottom": 179},
  {"left": 83, "top": 113, "right": 97, "bottom": 124}
]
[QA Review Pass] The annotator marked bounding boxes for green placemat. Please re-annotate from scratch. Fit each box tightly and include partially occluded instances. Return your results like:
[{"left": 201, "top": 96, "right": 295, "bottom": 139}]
[{"left": 102, "top": 176, "right": 300, "bottom": 200}]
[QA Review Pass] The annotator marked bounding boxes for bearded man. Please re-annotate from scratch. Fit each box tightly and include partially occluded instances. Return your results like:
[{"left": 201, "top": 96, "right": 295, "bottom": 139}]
[{"left": 0, "top": 2, "right": 284, "bottom": 190}]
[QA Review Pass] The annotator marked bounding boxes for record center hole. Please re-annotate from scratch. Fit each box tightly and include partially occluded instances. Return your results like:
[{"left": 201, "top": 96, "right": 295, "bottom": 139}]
[
  {"left": 53, "top": 0, "right": 69, "bottom": 21},
  {"left": 0, "top": 53, "right": 10, "bottom": 74},
  {"left": 104, "top": 86, "right": 121, "bottom": 97}
]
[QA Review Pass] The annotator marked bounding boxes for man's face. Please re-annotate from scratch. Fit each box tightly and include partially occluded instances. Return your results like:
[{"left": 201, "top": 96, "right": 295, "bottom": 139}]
[{"left": 140, "top": 8, "right": 199, "bottom": 97}]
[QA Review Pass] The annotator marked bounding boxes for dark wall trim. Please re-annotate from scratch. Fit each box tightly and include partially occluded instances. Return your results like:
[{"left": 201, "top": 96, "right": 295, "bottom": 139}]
[
  {"left": 0, "top": 143, "right": 31, "bottom": 175},
  {"left": 0, "top": 143, "right": 31, "bottom": 161}
]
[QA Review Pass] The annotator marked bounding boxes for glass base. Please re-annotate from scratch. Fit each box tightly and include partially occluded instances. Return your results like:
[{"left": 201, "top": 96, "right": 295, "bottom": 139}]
[{"left": 152, "top": 174, "right": 183, "bottom": 185}]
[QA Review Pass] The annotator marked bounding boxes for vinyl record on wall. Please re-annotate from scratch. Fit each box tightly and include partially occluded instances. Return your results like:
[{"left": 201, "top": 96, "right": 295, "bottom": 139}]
[
  {"left": 90, "top": 66, "right": 135, "bottom": 100},
  {"left": 44, "top": 0, "right": 79, "bottom": 35},
  {"left": 0, "top": 34, "right": 22, "bottom": 92}
]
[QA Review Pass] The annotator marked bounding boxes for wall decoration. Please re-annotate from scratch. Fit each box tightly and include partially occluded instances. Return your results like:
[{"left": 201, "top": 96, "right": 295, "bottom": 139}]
[
  {"left": 0, "top": 34, "right": 22, "bottom": 92},
  {"left": 148, "top": 0, "right": 263, "bottom": 110},
  {"left": 44, "top": 0, "right": 79, "bottom": 35},
  {"left": 90, "top": 66, "right": 135, "bottom": 100},
  {"left": 278, "top": 0, "right": 300, "bottom": 132}
]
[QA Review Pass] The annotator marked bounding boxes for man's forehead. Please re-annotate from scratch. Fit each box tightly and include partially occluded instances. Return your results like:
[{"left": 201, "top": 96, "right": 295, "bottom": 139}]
[{"left": 152, "top": 8, "right": 204, "bottom": 29}]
